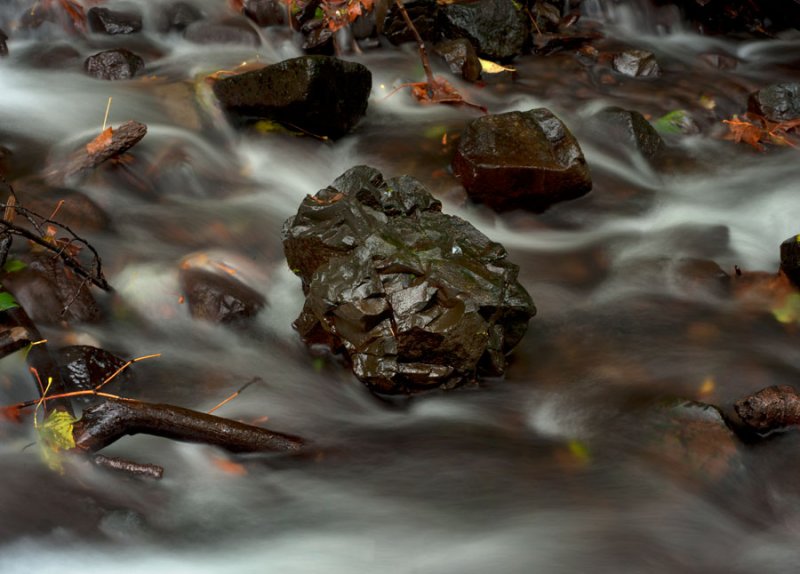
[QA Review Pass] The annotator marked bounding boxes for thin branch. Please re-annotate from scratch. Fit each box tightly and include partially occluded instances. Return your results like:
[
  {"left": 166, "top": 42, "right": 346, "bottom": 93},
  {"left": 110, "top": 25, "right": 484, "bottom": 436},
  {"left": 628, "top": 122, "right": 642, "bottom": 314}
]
[{"left": 394, "top": 0, "right": 435, "bottom": 91}]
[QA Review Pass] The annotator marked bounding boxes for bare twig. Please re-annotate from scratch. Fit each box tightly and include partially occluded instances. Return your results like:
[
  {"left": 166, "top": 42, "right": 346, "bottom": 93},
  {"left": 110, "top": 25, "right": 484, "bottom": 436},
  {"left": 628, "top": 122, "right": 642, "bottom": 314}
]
[
  {"left": 394, "top": 0, "right": 435, "bottom": 93},
  {"left": 92, "top": 454, "right": 164, "bottom": 479}
]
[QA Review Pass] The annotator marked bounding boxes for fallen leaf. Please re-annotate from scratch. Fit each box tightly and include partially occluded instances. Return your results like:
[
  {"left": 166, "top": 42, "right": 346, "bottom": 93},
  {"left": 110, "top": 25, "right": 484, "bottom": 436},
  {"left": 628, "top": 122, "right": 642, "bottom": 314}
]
[
  {"left": 85, "top": 127, "right": 114, "bottom": 155},
  {"left": 478, "top": 58, "right": 516, "bottom": 74}
]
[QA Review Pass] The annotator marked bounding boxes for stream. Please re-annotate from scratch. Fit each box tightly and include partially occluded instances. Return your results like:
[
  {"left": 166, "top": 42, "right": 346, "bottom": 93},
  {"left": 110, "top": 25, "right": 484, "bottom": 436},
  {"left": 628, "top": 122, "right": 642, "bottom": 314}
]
[{"left": 1, "top": 1, "right": 800, "bottom": 572}]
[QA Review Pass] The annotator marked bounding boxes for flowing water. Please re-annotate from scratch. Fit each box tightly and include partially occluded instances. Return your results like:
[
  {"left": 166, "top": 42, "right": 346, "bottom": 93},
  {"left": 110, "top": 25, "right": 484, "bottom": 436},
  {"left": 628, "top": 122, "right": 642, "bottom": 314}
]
[{"left": 1, "top": 2, "right": 800, "bottom": 572}]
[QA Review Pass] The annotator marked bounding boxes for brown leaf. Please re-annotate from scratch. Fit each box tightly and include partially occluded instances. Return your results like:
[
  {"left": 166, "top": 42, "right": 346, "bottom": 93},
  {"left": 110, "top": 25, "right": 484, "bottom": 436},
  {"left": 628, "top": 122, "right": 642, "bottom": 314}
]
[{"left": 85, "top": 127, "right": 114, "bottom": 156}]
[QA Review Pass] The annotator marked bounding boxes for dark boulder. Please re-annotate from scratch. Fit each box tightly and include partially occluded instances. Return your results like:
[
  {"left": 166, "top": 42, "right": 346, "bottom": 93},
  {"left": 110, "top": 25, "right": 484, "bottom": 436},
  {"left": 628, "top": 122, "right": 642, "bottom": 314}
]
[
  {"left": 383, "top": 0, "right": 439, "bottom": 45},
  {"left": 183, "top": 21, "right": 260, "bottom": 46},
  {"left": 158, "top": 1, "right": 204, "bottom": 32},
  {"left": 84, "top": 48, "right": 144, "bottom": 80},
  {"left": 780, "top": 234, "right": 800, "bottom": 288},
  {"left": 242, "top": 0, "right": 286, "bottom": 27},
  {"left": 88, "top": 7, "right": 143, "bottom": 35},
  {"left": 180, "top": 268, "right": 266, "bottom": 326},
  {"left": 438, "top": 0, "right": 529, "bottom": 61},
  {"left": 0, "top": 28, "right": 7, "bottom": 57},
  {"left": 452, "top": 108, "right": 592, "bottom": 211},
  {"left": 748, "top": 83, "right": 800, "bottom": 123},
  {"left": 434, "top": 38, "right": 482, "bottom": 82},
  {"left": 283, "top": 166, "right": 535, "bottom": 394},
  {"left": 612, "top": 49, "right": 661, "bottom": 78},
  {"left": 213, "top": 56, "right": 372, "bottom": 139},
  {"left": 589, "top": 106, "right": 664, "bottom": 160}
]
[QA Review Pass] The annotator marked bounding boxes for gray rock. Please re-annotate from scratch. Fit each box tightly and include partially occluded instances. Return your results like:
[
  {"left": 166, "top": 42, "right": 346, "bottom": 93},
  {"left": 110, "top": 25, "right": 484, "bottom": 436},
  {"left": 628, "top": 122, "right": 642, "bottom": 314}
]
[
  {"left": 213, "top": 56, "right": 372, "bottom": 139},
  {"left": 84, "top": 48, "right": 144, "bottom": 80},
  {"left": 282, "top": 166, "right": 535, "bottom": 394},
  {"left": 452, "top": 108, "right": 592, "bottom": 211},
  {"left": 748, "top": 83, "right": 800, "bottom": 122},
  {"left": 612, "top": 49, "right": 661, "bottom": 78},
  {"left": 434, "top": 38, "right": 482, "bottom": 82}
]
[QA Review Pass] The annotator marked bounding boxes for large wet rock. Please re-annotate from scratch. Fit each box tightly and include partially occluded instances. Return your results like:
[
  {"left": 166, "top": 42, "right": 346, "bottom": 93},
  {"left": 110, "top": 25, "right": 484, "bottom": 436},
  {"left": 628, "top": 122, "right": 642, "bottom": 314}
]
[
  {"left": 283, "top": 166, "right": 535, "bottom": 394},
  {"left": 748, "top": 83, "right": 800, "bottom": 123},
  {"left": 84, "top": 48, "right": 144, "bottom": 80},
  {"left": 452, "top": 108, "right": 592, "bottom": 211},
  {"left": 589, "top": 106, "right": 664, "bottom": 160},
  {"left": 213, "top": 55, "right": 371, "bottom": 139},
  {"left": 439, "top": 0, "right": 529, "bottom": 61}
]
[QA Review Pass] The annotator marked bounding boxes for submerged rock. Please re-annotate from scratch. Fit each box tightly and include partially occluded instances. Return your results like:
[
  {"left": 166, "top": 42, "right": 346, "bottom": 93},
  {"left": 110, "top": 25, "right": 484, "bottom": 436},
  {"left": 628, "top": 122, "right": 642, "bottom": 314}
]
[
  {"left": 434, "top": 38, "right": 482, "bottom": 82},
  {"left": 88, "top": 7, "right": 142, "bottom": 35},
  {"left": 0, "top": 28, "right": 8, "bottom": 57},
  {"left": 452, "top": 108, "right": 592, "bottom": 211},
  {"left": 283, "top": 166, "right": 535, "bottom": 394},
  {"left": 242, "top": 0, "right": 286, "bottom": 27},
  {"left": 212, "top": 55, "right": 371, "bottom": 139},
  {"left": 158, "top": 1, "right": 204, "bottom": 32},
  {"left": 84, "top": 48, "right": 144, "bottom": 80},
  {"left": 748, "top": 83, "right": 800, "bottom": 123},
  {"left": 612, "top": 49, "right": 661, "bottom": 78},
  {"left": 589, "top": 106, "right": 664, "bottom": 160},
  {"left": 439, "top": 0, "right": 529, "bottom": 61},
  {"left": 180, "top": 268, "right": 266, "bottom": 326},
  {"left": 184, "top": 21, "right": 260, "bottom": 46},
  {"left": 1, "top": 253, "right": 102, "bottom": 325}
]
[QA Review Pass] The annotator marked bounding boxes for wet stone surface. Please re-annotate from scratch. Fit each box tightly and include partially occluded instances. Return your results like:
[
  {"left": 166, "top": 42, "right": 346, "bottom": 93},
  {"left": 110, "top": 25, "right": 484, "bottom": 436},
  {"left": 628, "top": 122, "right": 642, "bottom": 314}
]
[
  {"left": 452, "top": 108, "right": 592, "bottom": 211},
  {"left": 612, "top": 49, "right": 661, "bottom": 78},
  {"left": 282, "top": 166, "right": 536, "bottom": 394},
  {"left": 84, "top": 48, "right": 145, "bottom": 81},
  {"left": 439, "top": 0, "right": 529, "bottom": 61},
  {"left": 213, "top": 55, "right": 371, "bottom": 139},
  {"left": 589, "top": 106, "right": 664, "bottom": 161},
  {"left": 87, "top": 7, "right": 143, "bottom": 35},
  {"left": 747, "top": 83, "right": 800, "bottom": 123}
]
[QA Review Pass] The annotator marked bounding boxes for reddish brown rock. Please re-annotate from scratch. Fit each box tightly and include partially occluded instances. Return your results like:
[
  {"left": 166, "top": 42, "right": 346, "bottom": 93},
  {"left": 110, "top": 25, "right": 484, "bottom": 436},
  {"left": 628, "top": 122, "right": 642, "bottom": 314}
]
[{"left": 452, "top": 108, "right": 592, "bottom": 211}]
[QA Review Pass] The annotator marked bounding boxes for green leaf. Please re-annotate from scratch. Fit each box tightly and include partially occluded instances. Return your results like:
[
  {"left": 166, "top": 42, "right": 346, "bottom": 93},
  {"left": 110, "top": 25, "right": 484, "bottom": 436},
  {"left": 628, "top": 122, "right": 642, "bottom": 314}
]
[
  {"left": 653, "top": 109, "right": 690, "bottom": 134},
  {"left": 2, "top": 258, "right": 26, "bottom": 273},
  {"left": 0, "top": 291, "right": 19, "bottom": 312}
]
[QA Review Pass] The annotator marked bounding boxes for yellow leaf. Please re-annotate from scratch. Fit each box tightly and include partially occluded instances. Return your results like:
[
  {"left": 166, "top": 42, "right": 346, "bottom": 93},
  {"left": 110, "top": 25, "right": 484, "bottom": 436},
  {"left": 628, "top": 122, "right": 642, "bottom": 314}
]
[
  {"left": 38, "top": 410, "right": 77, "bottom": 472},
  {"left": 479, "top": 58, "right": 515, "bottom": 74}
]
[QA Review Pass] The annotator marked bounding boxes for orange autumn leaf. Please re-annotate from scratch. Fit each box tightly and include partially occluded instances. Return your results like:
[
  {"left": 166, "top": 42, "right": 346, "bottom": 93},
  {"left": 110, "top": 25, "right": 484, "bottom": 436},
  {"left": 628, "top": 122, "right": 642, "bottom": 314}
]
[
  {"left": 86, "top": 127, "right": 114, "bottom": 155},
  {"left": 211, "top": 457, "right": 248, "bottom": 476},
  {"left": 723, "top": 115, "right": 765, "bottom": 150}
]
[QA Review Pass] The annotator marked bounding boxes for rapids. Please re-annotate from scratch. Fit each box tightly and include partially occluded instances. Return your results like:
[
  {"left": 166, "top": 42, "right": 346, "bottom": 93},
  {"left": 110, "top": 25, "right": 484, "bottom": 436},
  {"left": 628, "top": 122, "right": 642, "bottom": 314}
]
[{"left": 1, "top": 2, "right": 800, "bottom": 572}]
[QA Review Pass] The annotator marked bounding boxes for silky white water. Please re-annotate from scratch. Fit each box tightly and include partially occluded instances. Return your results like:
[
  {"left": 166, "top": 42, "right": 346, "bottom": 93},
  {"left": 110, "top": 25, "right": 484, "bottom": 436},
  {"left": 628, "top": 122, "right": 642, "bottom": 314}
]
[{"left": 1, "top": 2, "right": 800, "bottom": 572}]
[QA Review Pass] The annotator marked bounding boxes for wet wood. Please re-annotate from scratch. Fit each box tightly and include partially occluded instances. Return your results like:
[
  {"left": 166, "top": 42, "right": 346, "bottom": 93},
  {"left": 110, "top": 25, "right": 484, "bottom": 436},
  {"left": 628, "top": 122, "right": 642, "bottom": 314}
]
[
  {"left": 92, "top": 454, "right": 164, "bottom": 479},
  {"left": 52, "top": 120, "right": 147, "bottom": 182},
  {"left": 73, "top": 398, "right": 306, "bottom": 454}
]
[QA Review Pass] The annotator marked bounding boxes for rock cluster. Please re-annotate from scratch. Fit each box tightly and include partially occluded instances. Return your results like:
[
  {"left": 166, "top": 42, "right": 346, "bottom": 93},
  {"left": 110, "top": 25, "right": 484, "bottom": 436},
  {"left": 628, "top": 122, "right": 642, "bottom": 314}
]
[{"left": 282, "top": 166, "right": 535, "bottom": 394}]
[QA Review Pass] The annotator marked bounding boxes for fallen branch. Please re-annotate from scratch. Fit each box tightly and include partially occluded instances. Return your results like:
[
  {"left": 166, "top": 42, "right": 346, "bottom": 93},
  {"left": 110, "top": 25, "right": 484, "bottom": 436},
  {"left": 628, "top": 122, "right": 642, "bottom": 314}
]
[
  {"left": 49, "top": 120, "right": 148, "bottom": 183},
  {"left": 92, "top": 454, "right": 164, "bottom": 479},
  {"left": 72, "top": 398, "right": 305, "bottom": 454}
]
